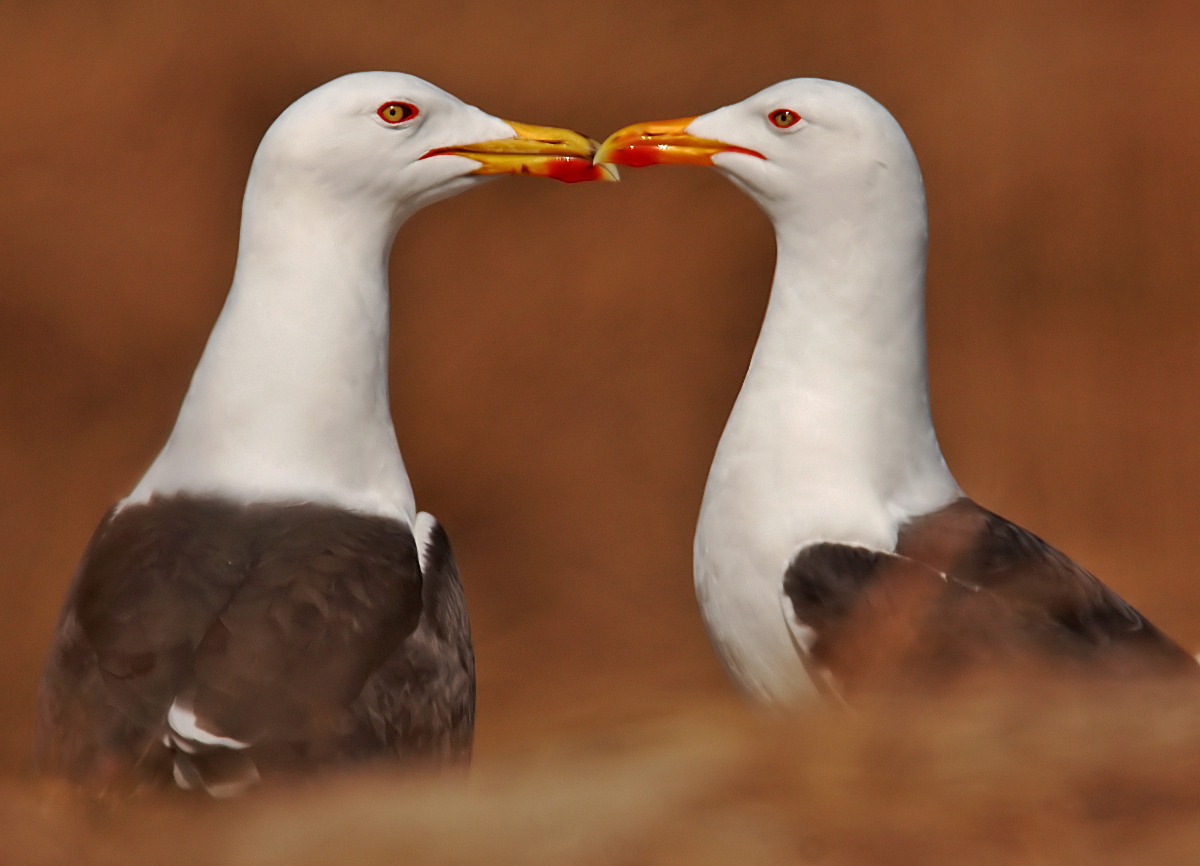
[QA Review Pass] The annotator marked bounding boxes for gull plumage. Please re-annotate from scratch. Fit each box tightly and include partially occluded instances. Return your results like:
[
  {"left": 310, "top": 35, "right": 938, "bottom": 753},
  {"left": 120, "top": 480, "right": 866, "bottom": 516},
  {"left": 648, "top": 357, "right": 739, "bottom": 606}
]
[
  {"left": 37, "top": 72, "right": 609, "bottom": 794},
  {"left": 598, "top": 79, "right": 1196, "bottom": 702}
]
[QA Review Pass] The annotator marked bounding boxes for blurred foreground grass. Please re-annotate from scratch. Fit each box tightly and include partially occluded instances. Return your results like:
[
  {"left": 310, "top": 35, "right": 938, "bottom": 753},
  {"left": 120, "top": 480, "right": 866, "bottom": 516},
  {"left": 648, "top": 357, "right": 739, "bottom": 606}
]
[{"left": 7, "top": 675, "right": 1200, "bottom": 865}]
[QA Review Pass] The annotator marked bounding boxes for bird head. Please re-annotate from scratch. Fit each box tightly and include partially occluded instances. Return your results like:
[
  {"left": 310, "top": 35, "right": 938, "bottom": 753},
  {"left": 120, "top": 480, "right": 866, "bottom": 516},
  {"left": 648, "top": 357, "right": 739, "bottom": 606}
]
[
  {"left": 595, "top": 78, "right": 922, "bottom": 225},
  {"left": 249, "top": 72, "right": 616, "bottom": 220}
]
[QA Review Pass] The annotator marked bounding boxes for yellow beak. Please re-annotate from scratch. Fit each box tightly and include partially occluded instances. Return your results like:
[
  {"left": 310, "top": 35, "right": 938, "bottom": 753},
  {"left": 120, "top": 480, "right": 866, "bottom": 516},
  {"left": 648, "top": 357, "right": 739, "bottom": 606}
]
[
  {"left": 594, "top": 117, "right": 764, "bottom": 167},
  {"left": 422, "top": 121, "right": 618, "bottom": 183}
]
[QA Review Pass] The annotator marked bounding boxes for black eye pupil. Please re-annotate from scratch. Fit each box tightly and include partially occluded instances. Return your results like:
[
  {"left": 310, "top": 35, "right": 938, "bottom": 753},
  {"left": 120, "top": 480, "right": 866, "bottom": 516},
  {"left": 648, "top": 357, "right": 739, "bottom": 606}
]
[{"left": 380, "top": 102, "right": 418, "bottom": 123}]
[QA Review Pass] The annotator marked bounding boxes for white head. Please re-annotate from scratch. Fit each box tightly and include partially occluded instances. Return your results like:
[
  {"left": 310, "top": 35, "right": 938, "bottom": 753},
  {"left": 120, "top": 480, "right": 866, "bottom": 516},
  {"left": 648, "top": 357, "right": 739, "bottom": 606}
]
[
  {"left": 596, "top": 78, "right": 925, "bottom": 234},
  {"left": 246, "top": 71, "right": 611, "bottom": 234}
]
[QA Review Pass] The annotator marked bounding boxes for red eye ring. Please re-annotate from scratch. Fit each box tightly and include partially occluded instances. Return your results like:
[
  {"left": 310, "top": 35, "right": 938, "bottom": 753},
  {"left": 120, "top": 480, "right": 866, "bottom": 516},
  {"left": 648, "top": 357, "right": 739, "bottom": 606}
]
[
  {"left": 378, "top": 101, "right": 419, "bottom": 124},
  {"left": 769, "top": 108, "right": 801, "bottom": 129}
]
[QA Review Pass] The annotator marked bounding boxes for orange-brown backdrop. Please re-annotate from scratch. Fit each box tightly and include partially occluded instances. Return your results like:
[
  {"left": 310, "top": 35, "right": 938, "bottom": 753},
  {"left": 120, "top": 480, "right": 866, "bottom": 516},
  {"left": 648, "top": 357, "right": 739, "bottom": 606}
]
[{"left": 3, "top": 0, "right": 1200, "bottom": 775}]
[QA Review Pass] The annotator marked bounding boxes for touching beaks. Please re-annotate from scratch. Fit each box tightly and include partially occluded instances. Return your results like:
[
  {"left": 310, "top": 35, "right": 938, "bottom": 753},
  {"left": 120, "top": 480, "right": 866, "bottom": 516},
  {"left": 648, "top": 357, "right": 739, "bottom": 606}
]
[
  {"left": 422, "top": 121, "right": 618, "bottom": 183},
  {"left": 594, "top": 117, "right": 765, "bottom": 168}
]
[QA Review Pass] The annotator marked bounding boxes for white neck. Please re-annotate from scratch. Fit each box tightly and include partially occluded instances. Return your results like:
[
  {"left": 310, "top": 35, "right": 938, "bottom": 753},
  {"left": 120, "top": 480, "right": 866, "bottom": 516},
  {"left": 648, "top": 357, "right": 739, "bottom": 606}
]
[
  {"left": 125, "top": 167, "right": 417, "bottom": 524},
  {"left": 701, "top": 188, "right": 960, "bottom": 552}
]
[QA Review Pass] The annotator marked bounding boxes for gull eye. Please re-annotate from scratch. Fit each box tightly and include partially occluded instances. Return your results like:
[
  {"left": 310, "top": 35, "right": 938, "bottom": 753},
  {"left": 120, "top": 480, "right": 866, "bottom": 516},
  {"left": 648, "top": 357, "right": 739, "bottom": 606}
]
[
  {"left": 378, "top": 101, "right": 419, "bottom": 124},
  {"left": 769, "top": 109, "right": 801, "bottom": 129}
]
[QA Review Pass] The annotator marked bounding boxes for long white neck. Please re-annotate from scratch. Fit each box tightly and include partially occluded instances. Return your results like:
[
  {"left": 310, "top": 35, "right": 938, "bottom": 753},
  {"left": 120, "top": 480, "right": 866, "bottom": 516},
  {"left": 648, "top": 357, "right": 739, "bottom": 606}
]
[
  {"left": 125, "top": 165, "right": 417, "bottom": 524},
  {"left": 703, "top": 186, "right": 960, "bottom": 551}
]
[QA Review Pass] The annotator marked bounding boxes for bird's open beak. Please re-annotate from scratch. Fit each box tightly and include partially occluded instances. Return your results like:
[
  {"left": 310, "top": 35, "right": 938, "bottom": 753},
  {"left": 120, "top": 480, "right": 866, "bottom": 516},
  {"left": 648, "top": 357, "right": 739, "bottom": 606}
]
[
  {"left": 594, "top": 117, "right": 764, "bottom": 167},
  {"left": 422, "top": 121, "right": 618, "bottom": 183}
]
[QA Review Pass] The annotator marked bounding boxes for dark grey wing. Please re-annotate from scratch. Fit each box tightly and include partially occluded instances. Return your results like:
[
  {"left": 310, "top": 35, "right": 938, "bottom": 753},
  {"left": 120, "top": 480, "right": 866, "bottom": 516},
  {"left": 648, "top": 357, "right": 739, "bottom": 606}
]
[
  {"left": 35, "top": 496, "right": 428, "bottom": 794},
  {"left": 904, "top": 499, "right": 1199, "bottom": 674},
  {"left": 176, "top": 504, "right": 424, "bottom": 771},
  {"left": 348, "top": 516, "right": 475, "bottom": 767},
  {"left": 782, "top": 498, "right": 1198, "bottom": 695},
  {"left": 782, "top": 542, "right": 955, "bottom": 694},
  {"left": 35, "top": 499, "right": 254, "bottom": 789},
  {"left": 34, "top": 605, "right": 173, "bottom": 790}
]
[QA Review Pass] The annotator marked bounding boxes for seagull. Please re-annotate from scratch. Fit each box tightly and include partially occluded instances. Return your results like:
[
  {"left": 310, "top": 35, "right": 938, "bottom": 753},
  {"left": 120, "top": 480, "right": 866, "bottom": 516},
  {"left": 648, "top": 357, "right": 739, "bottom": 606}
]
[
  {"left": 596, "top": 79, "right": 1197, "bottom": 703},
  {"left": 35, "top": 72, "right": 614, "bottom": 796}
]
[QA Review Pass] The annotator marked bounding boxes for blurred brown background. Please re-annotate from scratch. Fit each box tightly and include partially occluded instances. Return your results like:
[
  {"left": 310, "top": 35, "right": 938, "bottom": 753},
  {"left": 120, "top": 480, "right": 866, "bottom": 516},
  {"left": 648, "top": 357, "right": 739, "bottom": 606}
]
[{"left": 4, "top": 0, "right": 1200, "bottom": 812}]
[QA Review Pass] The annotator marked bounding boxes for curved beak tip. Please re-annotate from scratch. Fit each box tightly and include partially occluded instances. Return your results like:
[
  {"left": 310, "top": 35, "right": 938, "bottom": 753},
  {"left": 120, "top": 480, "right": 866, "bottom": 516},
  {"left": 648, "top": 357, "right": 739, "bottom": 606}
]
[
  {"left": 592, "top": 117, "right": 764, "bottom": 169},
  {"left": 424, "top": 120, "right": 618, "bottom": 183}
]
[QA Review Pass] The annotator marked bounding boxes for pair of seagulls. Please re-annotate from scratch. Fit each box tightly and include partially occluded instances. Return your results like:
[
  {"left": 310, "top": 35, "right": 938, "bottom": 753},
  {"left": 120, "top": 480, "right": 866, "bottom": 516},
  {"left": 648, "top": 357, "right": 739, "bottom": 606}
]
[{"left": 36, "top": 73, "right": 1196, "bottom": 796}]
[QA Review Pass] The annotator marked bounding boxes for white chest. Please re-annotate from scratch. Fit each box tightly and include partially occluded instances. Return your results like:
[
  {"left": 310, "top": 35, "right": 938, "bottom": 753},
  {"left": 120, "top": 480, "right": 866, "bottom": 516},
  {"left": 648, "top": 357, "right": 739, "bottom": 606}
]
[
  {"left": 690, "top": 380, "right": 960, "bottom": 703},
  {"left": 693, "top": 453, "right": 899, "bottom": 703}
]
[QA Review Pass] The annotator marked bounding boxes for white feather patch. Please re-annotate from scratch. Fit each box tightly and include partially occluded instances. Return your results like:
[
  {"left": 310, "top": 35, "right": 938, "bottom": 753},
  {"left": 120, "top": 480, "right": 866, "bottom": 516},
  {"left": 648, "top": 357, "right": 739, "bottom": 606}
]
[
  {"left": 412, "top": 511, "right": 437, "bottom": 576},
  {"left": 167, "top": 700, "right": 250, "bottom": 750},
  {"left": 172, "top": 761, "right": 195, "bottom": 790},
  {"left": 781, "top": 593, "right": 818, "bottom": 656}
]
